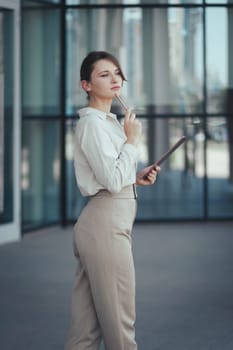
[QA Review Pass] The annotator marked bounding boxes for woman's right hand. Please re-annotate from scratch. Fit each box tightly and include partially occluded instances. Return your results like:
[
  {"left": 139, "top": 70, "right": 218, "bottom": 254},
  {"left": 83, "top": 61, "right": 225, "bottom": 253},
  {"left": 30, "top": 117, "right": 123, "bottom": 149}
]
[{"left": 124, "top": 109, "right": 142, "bottom": 146}]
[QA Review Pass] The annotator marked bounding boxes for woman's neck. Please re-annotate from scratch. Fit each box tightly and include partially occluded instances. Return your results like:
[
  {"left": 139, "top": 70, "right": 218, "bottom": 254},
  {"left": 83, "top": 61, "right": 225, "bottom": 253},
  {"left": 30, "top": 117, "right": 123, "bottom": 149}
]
[{"left": 88, "top": 97, "right": 112, "bottom": 114}]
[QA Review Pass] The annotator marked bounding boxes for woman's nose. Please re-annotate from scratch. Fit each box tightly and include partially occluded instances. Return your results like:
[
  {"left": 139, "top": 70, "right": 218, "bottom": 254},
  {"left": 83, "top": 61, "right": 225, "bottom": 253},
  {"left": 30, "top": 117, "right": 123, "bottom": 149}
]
[{"left": 111, "top": 74, "right": 118, "bottom": 83}]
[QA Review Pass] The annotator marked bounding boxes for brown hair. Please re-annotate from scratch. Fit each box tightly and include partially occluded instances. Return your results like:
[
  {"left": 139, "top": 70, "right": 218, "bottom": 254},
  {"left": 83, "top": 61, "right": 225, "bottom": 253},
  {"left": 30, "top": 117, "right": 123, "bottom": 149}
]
[{"left": 80, "top": 51, "right": 127, "bottom": 82}]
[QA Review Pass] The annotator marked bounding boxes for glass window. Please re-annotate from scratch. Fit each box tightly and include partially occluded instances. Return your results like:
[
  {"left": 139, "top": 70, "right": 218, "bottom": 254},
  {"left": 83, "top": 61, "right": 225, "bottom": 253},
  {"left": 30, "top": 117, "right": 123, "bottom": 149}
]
[
  {"left": 21, "top": 120, "right": 60, "bottom": 230},
  {"left": 66, "top": 0, "right": 140, "bottom": 5},
  {"left": 68, "top": 116, "right": 205, "bottom": 221},
  {"left": 65, "top": 119, "right": 88, "bottom": 220},
  {"left": 22, "top": 0, "right": 61, "bottom": 6},
  {"left": 207, "top": 117, "right": 233, "bottom": 218},
  {"left": 136, "top": 117, "right": 205, "bottom": 219},
  {"left": 168, "top": 0, "right": 202, "bottom": 2},
  {"left": 167, "top": 7, "right": 203, "bottom": 114},
  {"left": 20, "top": 2, "right": 233, "bottom": 226},
  {"left": 66, "top": 7, "right": 203, "bottom": 116},
  {"left": 206, "top": 0, "right": 228, "bottom": 4},
  {"left": 206, "top": 8, "right": 228, "bottom": 113},
  {"left": 22, "top": 8, "right": 61, "bottom": 116},
  {"left": 66, "top": 0, "right": 202, "bottom": 5}
]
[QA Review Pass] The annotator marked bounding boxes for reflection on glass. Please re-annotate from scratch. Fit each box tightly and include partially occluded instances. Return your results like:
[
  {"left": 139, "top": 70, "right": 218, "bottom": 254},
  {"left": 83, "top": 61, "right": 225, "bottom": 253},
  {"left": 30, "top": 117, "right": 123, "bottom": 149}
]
[
  {"left": 136, "top": 118, "right": 204, "bottom": 219},
  {"left": 22, "top": 9, "right": 61, "bottom": 115},
  {"left": 207, "top": 117, "right": 233, "bottom": 218},
  {"left": 66, "top": 7, "right": 203, "bottom": 115},
  {"left": 23, "top": 0, "right": 60, "bottom": 5},
  {"left": 66, "top": 0, "right": 78, "bottom": 4},
  {"left": 206, "top": 8, "right": 227, "bottom": 113},
  {"left": 66, "top": 10, "right": 83, "bottom": 115},
  {"left": 21, "top": 120, "right": 60, "bottom": 230},
  {"left": 168, "top": 8, "right": 203, "bottom": 113},
  {"left": 66, "top": 0, "right": 140, "bottom": 4},
  {"left": 169, "top": 0, "right": 202, "bottom": 2},
  {"left": 66, "top": 0, "right": 202, "bottom": 5},
  {"left": 66, "top": 119, "right": 88, "bottom": 220},
  {"left": 206, "top": 0, "right": 227, "bottom": 4}
]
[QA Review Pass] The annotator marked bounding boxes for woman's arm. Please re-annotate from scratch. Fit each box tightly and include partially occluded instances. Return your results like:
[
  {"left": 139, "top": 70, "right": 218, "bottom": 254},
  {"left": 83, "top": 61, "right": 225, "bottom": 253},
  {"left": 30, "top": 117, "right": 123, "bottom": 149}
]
[{"left": 78, "top": 118, "right": 138, "bottom": 193}]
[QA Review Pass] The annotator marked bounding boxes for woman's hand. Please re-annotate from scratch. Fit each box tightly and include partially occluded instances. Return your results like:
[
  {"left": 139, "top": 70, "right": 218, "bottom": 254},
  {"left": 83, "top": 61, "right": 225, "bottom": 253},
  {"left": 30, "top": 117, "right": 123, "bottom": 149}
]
[
  {"left": 124, "top": 109, "right": 142, "bottom": 146},
  {"left": 136, "top": 165, "right": 160, "bottom": 186}
]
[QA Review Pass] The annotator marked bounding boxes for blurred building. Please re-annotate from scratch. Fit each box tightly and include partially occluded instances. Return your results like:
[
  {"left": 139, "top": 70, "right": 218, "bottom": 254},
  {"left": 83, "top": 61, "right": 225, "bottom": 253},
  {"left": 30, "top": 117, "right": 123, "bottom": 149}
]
[{"left": 0, "top": 0, "right": 233, "bottom": 244}]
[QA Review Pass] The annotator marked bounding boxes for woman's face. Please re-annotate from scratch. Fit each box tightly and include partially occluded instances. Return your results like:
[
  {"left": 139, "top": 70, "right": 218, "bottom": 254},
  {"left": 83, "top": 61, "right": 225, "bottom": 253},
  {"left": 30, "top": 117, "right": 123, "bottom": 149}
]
[{"left": 82, "top": 59, "right": 123, "bottom": 100}]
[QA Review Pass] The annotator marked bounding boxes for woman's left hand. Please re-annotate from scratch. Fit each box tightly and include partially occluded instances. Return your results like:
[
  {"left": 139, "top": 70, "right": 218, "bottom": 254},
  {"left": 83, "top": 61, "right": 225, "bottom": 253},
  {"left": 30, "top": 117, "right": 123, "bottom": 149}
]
[{"left": 136, "top": 165, "right": 160, "bottom": 186}]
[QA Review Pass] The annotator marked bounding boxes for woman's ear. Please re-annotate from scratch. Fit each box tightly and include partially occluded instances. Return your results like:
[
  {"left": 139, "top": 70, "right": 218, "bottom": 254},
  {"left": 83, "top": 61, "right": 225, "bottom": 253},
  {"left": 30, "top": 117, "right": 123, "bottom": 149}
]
[{"left": 81, "top": 80, "right": 91, "bottom": 92}]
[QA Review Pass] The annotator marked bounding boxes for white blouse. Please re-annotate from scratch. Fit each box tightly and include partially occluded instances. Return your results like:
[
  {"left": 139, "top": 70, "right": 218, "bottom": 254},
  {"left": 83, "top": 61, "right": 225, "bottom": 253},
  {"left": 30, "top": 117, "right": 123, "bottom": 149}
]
[{"left": 73, "top": 107, "right": 138, "bottom": 196}]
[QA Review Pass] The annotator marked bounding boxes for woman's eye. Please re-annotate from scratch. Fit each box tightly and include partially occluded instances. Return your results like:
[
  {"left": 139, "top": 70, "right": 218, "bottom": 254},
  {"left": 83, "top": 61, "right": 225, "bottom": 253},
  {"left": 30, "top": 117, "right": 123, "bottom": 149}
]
[{"left": 100, "top": 73, "right": 108, "bottom": 77}]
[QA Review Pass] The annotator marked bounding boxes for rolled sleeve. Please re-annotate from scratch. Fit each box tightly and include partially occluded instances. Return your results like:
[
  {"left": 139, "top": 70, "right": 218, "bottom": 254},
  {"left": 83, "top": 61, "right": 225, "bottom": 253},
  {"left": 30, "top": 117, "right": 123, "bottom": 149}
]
[{"left": 122, "top": 143, "right": 138, "bottom": 159}]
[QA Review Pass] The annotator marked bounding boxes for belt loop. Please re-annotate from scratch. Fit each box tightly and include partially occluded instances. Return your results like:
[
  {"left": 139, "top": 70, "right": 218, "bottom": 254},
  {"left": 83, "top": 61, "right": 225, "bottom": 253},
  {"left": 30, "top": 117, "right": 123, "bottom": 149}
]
[{"left": 133, "top": 184, "right": 137, "bottom": 199}]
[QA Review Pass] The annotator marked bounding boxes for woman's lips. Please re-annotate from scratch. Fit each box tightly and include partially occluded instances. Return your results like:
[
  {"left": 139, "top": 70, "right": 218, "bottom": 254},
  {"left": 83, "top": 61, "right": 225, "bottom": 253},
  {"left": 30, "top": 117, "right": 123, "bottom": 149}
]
[{"left": 111, "top": 86, "right": 121, "bottom": 91}]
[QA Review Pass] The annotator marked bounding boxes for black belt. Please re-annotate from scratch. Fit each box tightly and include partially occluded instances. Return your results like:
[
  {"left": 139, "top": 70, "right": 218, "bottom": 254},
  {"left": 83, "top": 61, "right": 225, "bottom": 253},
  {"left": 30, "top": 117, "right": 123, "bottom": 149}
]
[{"left": 133, "top": 184, "right": 137, "bottom": 199}]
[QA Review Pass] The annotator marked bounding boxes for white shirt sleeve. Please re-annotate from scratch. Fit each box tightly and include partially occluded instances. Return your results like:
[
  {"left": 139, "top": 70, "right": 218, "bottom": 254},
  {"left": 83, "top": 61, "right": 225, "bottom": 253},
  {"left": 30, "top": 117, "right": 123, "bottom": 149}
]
[{"left": 78, "top": 117, "right": 138, "bottom": 193}]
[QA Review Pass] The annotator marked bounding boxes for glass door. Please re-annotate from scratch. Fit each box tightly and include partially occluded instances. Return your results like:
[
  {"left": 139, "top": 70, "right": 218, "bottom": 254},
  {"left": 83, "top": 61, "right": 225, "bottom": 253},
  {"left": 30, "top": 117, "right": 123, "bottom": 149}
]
[{"left": 0, "top": 0, "right": 20, "bottom": 244}]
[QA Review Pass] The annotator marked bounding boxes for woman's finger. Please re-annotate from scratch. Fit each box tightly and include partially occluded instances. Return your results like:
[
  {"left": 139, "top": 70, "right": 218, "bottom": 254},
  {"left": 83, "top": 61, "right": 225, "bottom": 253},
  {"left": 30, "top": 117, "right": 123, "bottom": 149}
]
[
  {"left": 124, "top": 109, "right": 131, "bottom": 121},
  {"left": 129, "top": 111, "right": 136, "bottom": 120},
  {"left": 148, "top": 170, "right": 157, "bottom": 177}
]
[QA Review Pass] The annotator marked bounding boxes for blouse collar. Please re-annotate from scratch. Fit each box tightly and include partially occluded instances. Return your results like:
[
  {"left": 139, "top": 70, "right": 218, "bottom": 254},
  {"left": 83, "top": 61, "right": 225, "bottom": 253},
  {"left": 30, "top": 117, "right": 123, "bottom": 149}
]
[{"left": 78, "top": 107, "right": 117, "bottom": 121}]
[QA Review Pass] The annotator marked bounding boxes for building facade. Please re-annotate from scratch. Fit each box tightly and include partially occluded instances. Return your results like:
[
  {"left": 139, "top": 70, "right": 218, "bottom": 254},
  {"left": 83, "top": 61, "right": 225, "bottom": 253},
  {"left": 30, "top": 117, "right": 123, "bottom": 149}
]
[{"left": 0, "top": 0, "right": 233, "bottom": 243}]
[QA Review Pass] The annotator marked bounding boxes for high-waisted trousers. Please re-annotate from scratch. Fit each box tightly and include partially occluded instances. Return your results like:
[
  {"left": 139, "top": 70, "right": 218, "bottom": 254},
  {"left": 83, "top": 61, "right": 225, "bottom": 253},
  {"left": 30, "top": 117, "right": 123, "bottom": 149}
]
[{"left": 65, "top": 185, "right": 138, "bottom": 350}]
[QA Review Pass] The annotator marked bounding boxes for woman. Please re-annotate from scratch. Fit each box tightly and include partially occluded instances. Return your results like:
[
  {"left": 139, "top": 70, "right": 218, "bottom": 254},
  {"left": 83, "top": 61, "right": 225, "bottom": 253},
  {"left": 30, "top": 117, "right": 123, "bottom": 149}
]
[{"left": 65, "top": 51, "right": 160, "bottom": 350}]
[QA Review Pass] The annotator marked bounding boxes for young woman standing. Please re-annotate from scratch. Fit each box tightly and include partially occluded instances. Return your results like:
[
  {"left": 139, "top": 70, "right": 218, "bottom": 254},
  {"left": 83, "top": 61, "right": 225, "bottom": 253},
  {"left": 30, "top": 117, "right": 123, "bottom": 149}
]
[{"left": 65, "top": 51, "right": 159, "bottom": 350}]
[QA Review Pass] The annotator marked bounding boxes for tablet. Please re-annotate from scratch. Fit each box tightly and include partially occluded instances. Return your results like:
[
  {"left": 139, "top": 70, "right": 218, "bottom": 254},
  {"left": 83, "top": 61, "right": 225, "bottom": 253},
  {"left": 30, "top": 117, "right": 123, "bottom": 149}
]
[
  {"left": 144, "top": 136, "right": 187, "bottom": 178},
  {"left": 154, "top": 136, "right": 186, "bottom": 166}
]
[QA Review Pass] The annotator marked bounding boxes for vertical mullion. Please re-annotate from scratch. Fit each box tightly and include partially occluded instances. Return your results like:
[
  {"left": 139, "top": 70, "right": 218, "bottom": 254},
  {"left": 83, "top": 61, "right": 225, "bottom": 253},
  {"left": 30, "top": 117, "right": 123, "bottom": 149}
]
[
  {"left": 60, "top": 0, "right": 66, "bottom": 226},
  {"left": 203, "top": 1, "right": 208, "bottom": 220}
]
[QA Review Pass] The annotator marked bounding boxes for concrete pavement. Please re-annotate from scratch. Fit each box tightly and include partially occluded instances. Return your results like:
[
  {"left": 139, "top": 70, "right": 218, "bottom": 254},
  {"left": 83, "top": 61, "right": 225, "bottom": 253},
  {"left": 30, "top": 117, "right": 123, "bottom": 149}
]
[{"left": 0, "top": 222, "right": 233, "bottom": 350}]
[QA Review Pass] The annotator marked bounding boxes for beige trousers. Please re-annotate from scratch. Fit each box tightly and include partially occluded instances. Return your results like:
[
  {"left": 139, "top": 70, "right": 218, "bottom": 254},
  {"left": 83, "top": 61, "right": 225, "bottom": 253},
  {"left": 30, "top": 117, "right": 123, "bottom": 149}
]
[{"left": 65, "top": 185, "right": 138, "bottom": 350}]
